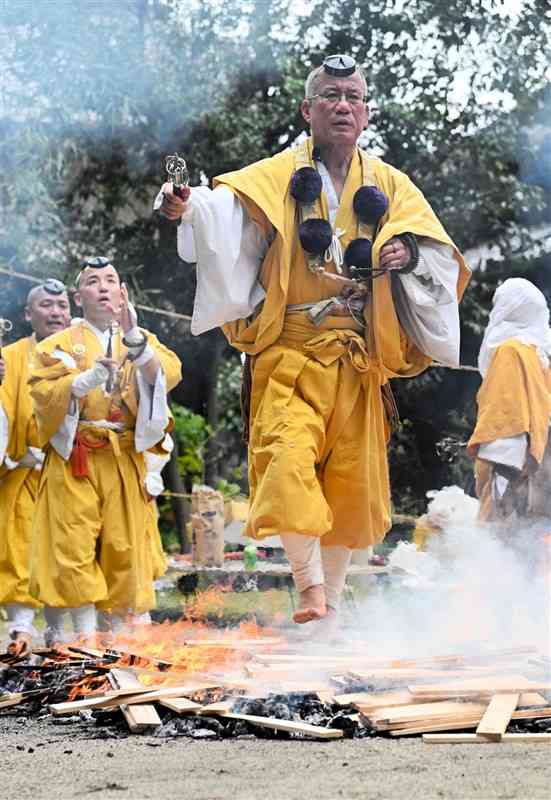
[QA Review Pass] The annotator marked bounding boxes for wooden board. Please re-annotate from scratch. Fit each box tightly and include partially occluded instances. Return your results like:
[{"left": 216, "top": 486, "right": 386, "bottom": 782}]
[
  {"left": 0, "top": 693, "right": 25, "bottom": 709},
  {"left": 423, "top": 733, "right": 551, "bottom": 744},
  {"left": 390, "top": 718, "right": 483, "bottom": 735},
  {"left": 219, "top": 712, "right": 343, "bottom": 739},
  {"left": 476, "top": 693, "right": 519, "bottom": 741},
  {"left": 159, "top": 697, "right": 202, "bottom": 714},
  {"left": 195, "top": 700, "right": 235, "bottom": 716},
  {"left": 49, "top": 687, "right": 157, "bottom": 715},
  {"left": 409, "top": 675, "right": 551, "bottom": 699},
  {"left": 120, "top": 702, "right": 162, "bottom": 732},
  {"left": 518, "top": 692, "right": 547, "bottom": 706},
  {"left": 367, "top": 701, "right": 488, "bottom": 726},
  {"left": 109, "top": 668, "right": 161, "bottom": 733},
  {"left": 334, "top": 690, "right": 415, "bottom": 709}
]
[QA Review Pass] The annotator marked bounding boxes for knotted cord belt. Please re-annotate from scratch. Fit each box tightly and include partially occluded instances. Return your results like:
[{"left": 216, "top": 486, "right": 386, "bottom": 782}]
[{"left": 70, "top": 425, "right": 134, "bottom": 478}]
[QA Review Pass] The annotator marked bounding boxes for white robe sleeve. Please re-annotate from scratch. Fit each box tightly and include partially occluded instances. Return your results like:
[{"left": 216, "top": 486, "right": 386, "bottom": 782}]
[
  {"left": 176, "top": 186, "right": 268, "bottom": 335},
  {"left": 0, "top": 401, "right": 8, "bottom": 465},
  {"left": 392, "top": 239, "right": 461, "bottom": 366},
  {"left": 477, "top": 434, "right": 528, "bottom": 471},
  {"left": 134, "top": 368, "right": 170, "bottom": 453}
]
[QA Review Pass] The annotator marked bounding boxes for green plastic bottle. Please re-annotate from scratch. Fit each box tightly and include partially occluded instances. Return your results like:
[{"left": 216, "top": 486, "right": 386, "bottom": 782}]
[{"left": 243, "top": 542, "right": 258, "bottom": 572}]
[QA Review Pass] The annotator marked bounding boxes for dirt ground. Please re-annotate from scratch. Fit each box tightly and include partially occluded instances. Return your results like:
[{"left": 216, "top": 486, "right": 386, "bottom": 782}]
[{"left": 2, "top": 714, "right": 550, "bottom": 800}]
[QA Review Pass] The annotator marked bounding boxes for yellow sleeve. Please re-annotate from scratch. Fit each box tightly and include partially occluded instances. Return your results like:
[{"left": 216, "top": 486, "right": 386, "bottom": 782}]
[{"left": 29, "top": 338, "right": 79, "bottom": 447}]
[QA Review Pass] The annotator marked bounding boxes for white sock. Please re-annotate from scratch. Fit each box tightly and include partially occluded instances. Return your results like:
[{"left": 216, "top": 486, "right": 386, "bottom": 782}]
[
  {"left": 321, "top": 545, "right": 352, "bottom": 610},
  {"left": 5, "top": 603, "right": 36, "bottom": 637},
  {"left": 280, "top": 533, "right": 324, "bottom": 593}
]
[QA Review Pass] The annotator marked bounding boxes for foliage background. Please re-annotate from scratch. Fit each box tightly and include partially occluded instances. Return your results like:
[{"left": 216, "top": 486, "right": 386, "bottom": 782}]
[{"left": 1, "top": 0, "right": 550, "bottom": 528}]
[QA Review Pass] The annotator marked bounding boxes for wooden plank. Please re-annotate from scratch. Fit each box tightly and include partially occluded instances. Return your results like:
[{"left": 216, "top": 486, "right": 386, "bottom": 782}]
[
  {"left": 476, "top": 693, "right": 519, "bottom": 741},
  {"left": 195, "top": 700, "right": 235, "bottom": 716},
  {"left": 423, "top": 733, "right": 551, "bottom": 744},
  {"left": 0, "top": 693, "right": 25, "bottom": 709},
  {"left": 109, "top": 667, "right": 160, "bottom": 733},
  {"left": 120, "top": 702, "right": 161, "bottom": 732},
  {"left": 49, "top": 687, "right": 157, "bottom": 715},
  {"left": 109, "top": 668, "right": 144, "bottom": 690},
  {"left": 334, "top": 690, "right": 414, "bottom": 709},
  {"left": 391, "top": 718, "right": 482, "bottom": 735},
  {"left": 368, "top": 701, "right": 487, "bottom": 726},
  {"left": 518, "top": 692, "right": 547, "bottom": 706},
  {"left": 182, "top": 637, "right": 283, "bottom": 649},
  {"left": 159, "top": 697, "right": 202, "bottom": 714},
  {"left": 219, "top": 712, "right": 343, "bottom": 739},
  {"left": 409, "top": 675, "right": 551, "bottom": 699},
  {"left": 375, "top": 706, "right": 551, "bottom": 734}
]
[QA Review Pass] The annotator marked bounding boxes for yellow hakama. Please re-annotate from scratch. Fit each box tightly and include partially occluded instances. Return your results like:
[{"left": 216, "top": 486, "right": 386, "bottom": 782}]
[
  {"left": 28, "top": 323, "right": 181, "bottom": 613},
  {"left": 0, "top": 337, "right": 42, "bottom": 609}
]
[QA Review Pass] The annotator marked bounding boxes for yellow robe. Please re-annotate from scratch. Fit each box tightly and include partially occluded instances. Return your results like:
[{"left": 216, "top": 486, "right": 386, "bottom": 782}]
[
  {"left": 468, "top": 339, "right": 551, "bottom": 521},
  {"left": 216, "top": 139, "right": 470, "bottom": 547},
  {"left": 28, "top": 323, "right": 181, "bottom": 613},
  {"left": 0, "top": 336, "right": 41, "bottom": 608}
]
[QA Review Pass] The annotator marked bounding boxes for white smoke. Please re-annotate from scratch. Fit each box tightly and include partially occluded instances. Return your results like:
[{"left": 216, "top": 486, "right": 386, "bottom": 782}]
[{"left": 350, "top": 492, "right": 550, "bottom": 661}]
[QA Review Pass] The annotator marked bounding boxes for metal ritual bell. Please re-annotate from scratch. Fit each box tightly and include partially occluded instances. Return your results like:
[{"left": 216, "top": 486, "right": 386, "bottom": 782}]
[{"left": 165, "top": 152, "right": 189, "bottom": 200}]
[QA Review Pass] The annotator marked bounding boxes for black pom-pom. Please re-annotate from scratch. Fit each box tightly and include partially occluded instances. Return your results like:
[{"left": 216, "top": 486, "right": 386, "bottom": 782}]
[
  {"left": 353, "top": 186, "right": 388, "bottom": 225},
  {"left": 344, "top": 238, "right": 373, "bottom": 270},
  {"left": 290, "top": 167, "right": 323, "bottom": 204},
  {"left": 299, "top": 219, "right": 333, "bottom": 255}
]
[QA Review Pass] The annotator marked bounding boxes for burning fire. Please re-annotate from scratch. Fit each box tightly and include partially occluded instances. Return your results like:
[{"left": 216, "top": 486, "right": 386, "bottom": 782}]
[{"left": 61, "top": 588, "right": 283, "bottom": 699}]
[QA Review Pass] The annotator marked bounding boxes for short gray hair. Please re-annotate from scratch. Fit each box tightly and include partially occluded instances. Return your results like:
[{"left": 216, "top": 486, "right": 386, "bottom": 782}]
[{"left": 304, "top": 64, "right": 368, "bottom": 99}]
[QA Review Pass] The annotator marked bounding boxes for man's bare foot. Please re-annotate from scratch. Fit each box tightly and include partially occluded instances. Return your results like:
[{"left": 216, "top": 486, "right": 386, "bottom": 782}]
[
  {"left": 293, "top": 584, "right": 327, "bottom": 624},
  {"left": 7, "top": 631, "right": 32, "bottom": 656}
]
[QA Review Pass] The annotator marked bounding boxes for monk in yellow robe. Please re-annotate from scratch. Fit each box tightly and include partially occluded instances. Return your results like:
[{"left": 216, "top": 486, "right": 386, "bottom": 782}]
[
  {"left": 29, "top": 258, "right": 181, "bottom": 644},
  {"left": 0, "top": 279, "right": 71, "bottom": 652},
  {"left": 159, "top": 54, "right": 469, "bottom": 630},
  {"left": 468, "top": 278, "right": 551, "bottom": 524}
]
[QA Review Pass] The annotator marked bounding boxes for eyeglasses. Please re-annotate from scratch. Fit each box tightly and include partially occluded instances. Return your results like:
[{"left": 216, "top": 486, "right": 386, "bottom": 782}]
[{"left": 308, "top": 90, "right": 367, "bottom": 107}]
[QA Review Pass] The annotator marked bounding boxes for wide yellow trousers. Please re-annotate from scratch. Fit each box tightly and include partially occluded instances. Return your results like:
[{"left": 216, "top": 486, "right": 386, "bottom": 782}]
[
  {"left": 30, "top": 437, "right": 157, "bottom": 614},
  {"left": 147, "top": 500, "right": 168, "bottom": 580},
  {"left": 247, "top": 314, "right": 391, "bottom": 549},
  {"left": 0, "top": 467, "right": 41, "bottom": 608}
]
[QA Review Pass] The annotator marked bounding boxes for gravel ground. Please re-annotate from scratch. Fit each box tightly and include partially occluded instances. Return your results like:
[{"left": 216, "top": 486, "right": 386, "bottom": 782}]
[{"left": 2, "top": 714, "right": 550, "bottom": 800}]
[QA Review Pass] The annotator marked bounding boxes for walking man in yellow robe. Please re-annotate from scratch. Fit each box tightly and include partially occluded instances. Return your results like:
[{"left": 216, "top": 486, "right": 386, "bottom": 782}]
[
  {"left": 0, "top": 279, "right": 71, "bottom": 652},
  {"left": 468, "top": 278, "right": 551, "bottom": 524},
  {"left": 29, "top": 257, "right": 181, "bottom": 644},
  {"left": 158, "top": 54, "right": 470, "bottom": 631}
]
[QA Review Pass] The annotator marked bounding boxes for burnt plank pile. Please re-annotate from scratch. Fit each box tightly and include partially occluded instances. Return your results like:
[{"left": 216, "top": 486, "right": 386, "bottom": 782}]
[{"left": 1, "top": 640, "right": 550, "bottom": 743}]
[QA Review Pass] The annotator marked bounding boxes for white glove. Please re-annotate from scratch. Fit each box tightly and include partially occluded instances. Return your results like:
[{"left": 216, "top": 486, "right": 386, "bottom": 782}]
[
  {"left": 145, "top": 472, "right": 165, "bottom": 497},
  {"left": 72, "top": 361, "right": 110, "bottom": 398}
]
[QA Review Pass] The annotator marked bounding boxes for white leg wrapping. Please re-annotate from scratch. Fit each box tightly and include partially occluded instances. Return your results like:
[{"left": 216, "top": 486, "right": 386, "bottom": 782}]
[
  {"left": 96, "top": 610, "right": 151, "bottom": 634},
  {"left": 43, "top": 607, "right": 68, "bottom": 645},
  {"left": 69, "top": 604, "right": 97, "bottom": 635},
  {"left": 5, "top": 603, "right": 37, "bottom": 637},
  {"left": 280, "top": 533, "right": 324, "bottom": 593},
  {"left": 321, "top": 545, "right": 352, "bottom": 610}
]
